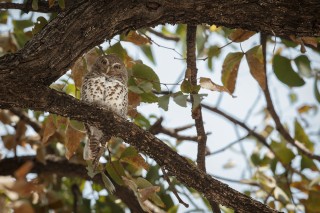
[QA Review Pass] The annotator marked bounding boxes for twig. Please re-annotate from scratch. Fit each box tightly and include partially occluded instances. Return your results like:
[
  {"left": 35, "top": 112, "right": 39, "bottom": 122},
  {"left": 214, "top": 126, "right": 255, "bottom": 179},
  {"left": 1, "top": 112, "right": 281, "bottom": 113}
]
[
  {"left": 139, "top": 31, "right": 183, "bottom": 57},
  {"left": 146, "top": 28, "right": 180, "bottom": 42},
  {"left": 71, "top": 184, "right": 80, "bottom": 213},
  {"left": 9, "top": 107, "right": 42, "bottom": 133},
  {"left": 207, "top": 134, "right": 250, "bottom": 156},
  {"left": 186, "top": 24, "right": 221, "bottom": 213},
  {"left": 260, "top": 34, "right": 320, "bottom": 162},
  {"left": 161, "top": 167, "right": 189, "bottom": 208},
  {"left": 149, "top": 117, "right": 206, "bottom": 142}
]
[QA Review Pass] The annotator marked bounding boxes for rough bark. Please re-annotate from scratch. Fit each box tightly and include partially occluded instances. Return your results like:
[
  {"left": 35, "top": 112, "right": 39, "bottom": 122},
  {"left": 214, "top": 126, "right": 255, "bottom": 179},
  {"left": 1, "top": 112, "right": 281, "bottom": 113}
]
[{"left": 1, "top": 0, "right": 318, "bottom": 212}]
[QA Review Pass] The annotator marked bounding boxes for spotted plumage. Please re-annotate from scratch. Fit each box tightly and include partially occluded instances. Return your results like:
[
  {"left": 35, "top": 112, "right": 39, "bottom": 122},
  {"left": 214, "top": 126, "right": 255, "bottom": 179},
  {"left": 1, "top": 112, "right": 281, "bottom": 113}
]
[{"left": 81, "top": 54, "right": 128, "bottom": 166}]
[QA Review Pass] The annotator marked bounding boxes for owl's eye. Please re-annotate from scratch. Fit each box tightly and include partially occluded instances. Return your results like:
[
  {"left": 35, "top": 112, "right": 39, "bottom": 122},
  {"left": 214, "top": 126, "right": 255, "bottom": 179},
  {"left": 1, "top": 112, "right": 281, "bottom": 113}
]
[
  {"left": 112, "top": 63, "right": 121, "bottom": 70},
  {"left": 101, "top": 58, "right": 109, "bottom": 65}
]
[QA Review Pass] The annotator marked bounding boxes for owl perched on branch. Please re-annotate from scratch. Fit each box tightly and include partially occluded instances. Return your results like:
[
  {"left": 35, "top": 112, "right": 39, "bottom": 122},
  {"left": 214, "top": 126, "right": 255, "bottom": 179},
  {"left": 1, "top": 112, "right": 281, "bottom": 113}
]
[{"left": 81, "top": 54, "right": 128, "bottom": 167}]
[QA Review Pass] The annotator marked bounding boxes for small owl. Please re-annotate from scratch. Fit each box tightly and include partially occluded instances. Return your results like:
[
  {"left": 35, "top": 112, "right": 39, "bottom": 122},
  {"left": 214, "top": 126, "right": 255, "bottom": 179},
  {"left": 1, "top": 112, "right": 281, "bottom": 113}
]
[{"left": 81, "top": 54, "right": 128, "bottom": 166}]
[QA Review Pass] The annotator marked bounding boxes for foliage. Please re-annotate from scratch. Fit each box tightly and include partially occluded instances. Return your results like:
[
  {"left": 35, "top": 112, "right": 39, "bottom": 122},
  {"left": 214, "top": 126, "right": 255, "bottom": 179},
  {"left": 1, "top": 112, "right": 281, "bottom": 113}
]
[{"left": 0, "top": 3, "right": 319, "bottom": 213}]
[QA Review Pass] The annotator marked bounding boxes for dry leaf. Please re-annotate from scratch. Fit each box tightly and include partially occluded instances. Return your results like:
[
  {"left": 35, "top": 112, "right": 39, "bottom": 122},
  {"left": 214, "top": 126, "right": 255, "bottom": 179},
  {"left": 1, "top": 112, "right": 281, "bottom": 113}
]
[
  {"left": 2, "top": 135, "right": 15, "bottom": 150},
  {"left": 14, "top": 161, "right": 34, "bottom": 180},
  {"left": 65, "top": 125, "right": 85, "bottom": 159},
  {"left": 301, "top": 37, "right": 318, "bottom": 48},
  {"left": 12, "top": 200, "right": 35, "bottom": 213},
  {"left": 71, "top": 57, "right": 87, "bottom": 89},
  {"left": 85, "top": 48, "right": 100, "bottom": 70},
  {"left": 228, "top": 29, "right": 256, "bottom": 43},
  {"left": 122, "top": 154, "right": 149, "bottom": 170},
  {"left": 138, "top": 186, "right": 160, "bottom": 202},
  {"left": 48, "top": 0, "right": 55, "bottom": 7},
  {"left": 199, "top": 77, "right": 233, "bottom": 96},
  {"left": 245, "top": 45, "right": 266, "bottom": 90},
  {"left": 125, "top": 31, "right": 150, "bottom": 46},
  {"left": 42, "top": 115, "right": 56, "bottom": 144},
  {"left": 221, "top": 52, "right": 244, "bottom": 94}
]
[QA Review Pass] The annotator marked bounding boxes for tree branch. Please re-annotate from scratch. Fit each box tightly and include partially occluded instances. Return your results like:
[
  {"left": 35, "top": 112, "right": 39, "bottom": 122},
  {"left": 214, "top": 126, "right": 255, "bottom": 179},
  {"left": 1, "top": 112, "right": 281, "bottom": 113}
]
[
  {"left": 0, "top": 86, "right": 278, "bottom": 213},
  {"left": 0, "top": 0, "right": 76, "bottom": 13},
  {"left": 261, "top": 34, "right": 320, "bottom": 162},
  {"left": 0, "top": 155, "right": 145, "bottom": 213},
  {"left": 9, "top": 108, "right": 42, "bottom": 133}
]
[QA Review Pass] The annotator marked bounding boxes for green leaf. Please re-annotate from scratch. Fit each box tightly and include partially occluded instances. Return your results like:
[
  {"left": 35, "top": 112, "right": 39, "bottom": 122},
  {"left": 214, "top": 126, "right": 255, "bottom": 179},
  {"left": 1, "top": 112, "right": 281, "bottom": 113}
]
[
  {"left": 180, "top": 80, "right": 192, "bottom": 93},
  {"left": 301, "top": 155, "right": 318, "bottom": 171},
  {"left": 136, "top": 177, "right": 153, "bottom": 188},
  {"left": 132, "top": 63, "right": 161, "bottom": 92},
  {"left": 13, "top": 20, "right": 34, "bottom": 30},
  {"left": 294, "top": 55, "right": 313, "bottom": 78},
  {"left": 58, "top": 0, "right": 65, "bottom": 9},
  {"left": 270, "top": 140, "right": 295, "bottom": 165},
  {"left": 146, "top": 165, "right": 160, "bottom": 183},
  {"left": 101, "top": 172, "right": 116, "bottom": 193},
  {"left": 245, "top": 45, "right": 266, "bottom": 90},
  {"left": 140, "top": 92, "right": 158, "bottom": 103},
  {"left": 168, "top": 205, "right": 179, "bottom": 213},
  {"left": 121, "top": 146, "right": 138, "bottom": 159},
  {"left": 294, "top": 119, "right": 314, "bottom": 152},
  {"left": 191, "top": 94, "right": 207, "bottom": 110},
  {"left": 273, "top": 55, "right": 305, "bottom": 87},
  {"left": 128, "top": 85, "right": 144, "bottom": 94},
  {"left": 221, "top": 52, "right": 244, "bottom": 94},
  {"left": 106, "top": 161, "right": 125, "bottom": 186},
  {"left": 32, "top": 0, "right": 39, "bottom": 10},
  {"left": 158, "top": 94, "right": 170, "bottom": 111},
  {"left": 314, "top": 76, "right": 320, "bottom": 103},
  {"left": 0, "top": 11, "right": 8, "bottom": 24},
  {"left": 32, "top": 16, "right": 48, "bottom": 35},
  {"left": 138, "top": 81, "right": 153, "bottom": 93},
  {"left": 172, "top": 92, "right": 188, "bottom": 107},
  {"left": 140, "top": 45, "right": 156, "bottom": 65},
  {"left": 106, "top": 42, "right": 127, "bottom": 60}
]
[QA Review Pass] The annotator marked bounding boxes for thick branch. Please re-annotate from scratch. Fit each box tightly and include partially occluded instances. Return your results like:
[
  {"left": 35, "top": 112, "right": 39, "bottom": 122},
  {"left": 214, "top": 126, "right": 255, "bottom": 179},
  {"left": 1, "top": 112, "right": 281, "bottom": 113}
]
[
  {"left": 0, "top": 86, "right": 278, "bottom": 213},
  {"left": 1, "top": 0, "right": 319, "bottom": 88},
  {"left": 0, "top": 0, "right": 76, "bottom": 13},
  {"left": 0, "top": 155, "right": 145, "bottom": 213}
]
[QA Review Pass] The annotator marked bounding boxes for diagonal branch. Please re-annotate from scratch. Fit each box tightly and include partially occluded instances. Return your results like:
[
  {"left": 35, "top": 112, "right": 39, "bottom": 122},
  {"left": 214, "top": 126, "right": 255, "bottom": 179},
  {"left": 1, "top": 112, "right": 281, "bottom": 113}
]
[
  {"left": 0, "top": 86, "right": 278, "bottom": 213},
  {"left": 260, "top": 34, "right": 320, "bottom": 162},
  {"left": 0, "top": 155, "right": 145, "bottom": 213}
]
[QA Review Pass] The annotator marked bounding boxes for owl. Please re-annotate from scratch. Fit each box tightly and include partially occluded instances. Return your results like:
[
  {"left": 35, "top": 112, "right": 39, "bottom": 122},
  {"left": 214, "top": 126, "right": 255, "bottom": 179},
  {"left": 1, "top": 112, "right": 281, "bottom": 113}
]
[{"left": 81, "top": 54, "right": 128, "bottom": 167}]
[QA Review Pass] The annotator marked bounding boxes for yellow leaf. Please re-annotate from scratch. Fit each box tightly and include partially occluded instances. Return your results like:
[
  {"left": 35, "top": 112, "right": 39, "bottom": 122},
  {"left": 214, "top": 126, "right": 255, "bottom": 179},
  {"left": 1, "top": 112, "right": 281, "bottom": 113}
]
[
  {"left": 14, "top": 161, "right": 34, "bottom": 180},
  {"left": 125, "top": 31, "right": 150, "bottom": 46},
  {"left": 209, "top": 25, "right": 220, "bottom": 32},
  {"left": 245, "top": 45, "right": 266, "bottom": 90},
  {"left": 65, "top": 125, "right": 85, "bottom": 159},
  {"left": 298, "top": 105, "right": 317, "bottom": 114},
  {"left": 199, "top": 77, "right": 233, "bottom": 96},
  {"left": 41, "top": 115, "right": 56, "bottom": 144},
  {"left": 228, "top": 29, "right": 256, "bottom": 42}
]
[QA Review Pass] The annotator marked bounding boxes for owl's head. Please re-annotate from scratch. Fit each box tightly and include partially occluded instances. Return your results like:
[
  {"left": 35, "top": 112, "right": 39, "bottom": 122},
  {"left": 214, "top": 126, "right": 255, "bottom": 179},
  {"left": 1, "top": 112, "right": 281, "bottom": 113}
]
[{"left": 93, "top": 54, "right": 128, "bottom": 83}]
